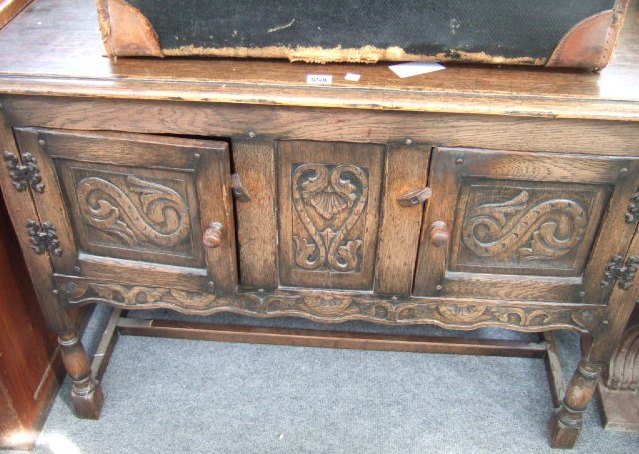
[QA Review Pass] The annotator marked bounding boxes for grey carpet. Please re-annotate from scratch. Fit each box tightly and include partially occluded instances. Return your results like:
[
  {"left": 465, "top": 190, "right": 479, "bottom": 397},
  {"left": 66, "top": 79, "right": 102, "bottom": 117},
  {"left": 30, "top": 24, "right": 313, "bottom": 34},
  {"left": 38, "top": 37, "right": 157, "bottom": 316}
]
[{"left": 9, "top": 305, "right": 639, "bottom": 453}]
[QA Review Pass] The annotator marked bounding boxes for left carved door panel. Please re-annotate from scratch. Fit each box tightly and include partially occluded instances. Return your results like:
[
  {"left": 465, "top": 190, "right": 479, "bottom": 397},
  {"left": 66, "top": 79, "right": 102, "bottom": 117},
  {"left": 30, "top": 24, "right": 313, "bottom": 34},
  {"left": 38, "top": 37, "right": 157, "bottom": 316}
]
[{"left": 13, "top": 128, "right": 237, "bottom": 293}]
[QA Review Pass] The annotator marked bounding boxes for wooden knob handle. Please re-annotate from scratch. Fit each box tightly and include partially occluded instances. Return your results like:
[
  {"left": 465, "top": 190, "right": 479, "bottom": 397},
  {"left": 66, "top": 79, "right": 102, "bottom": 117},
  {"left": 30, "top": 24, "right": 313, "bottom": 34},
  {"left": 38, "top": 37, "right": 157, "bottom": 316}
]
[
  {"left": 430, "top": 221, "right": 449, "bottom": 248},
  {"left": 203, "top": 222, "right": 224, "bottom": 248}
]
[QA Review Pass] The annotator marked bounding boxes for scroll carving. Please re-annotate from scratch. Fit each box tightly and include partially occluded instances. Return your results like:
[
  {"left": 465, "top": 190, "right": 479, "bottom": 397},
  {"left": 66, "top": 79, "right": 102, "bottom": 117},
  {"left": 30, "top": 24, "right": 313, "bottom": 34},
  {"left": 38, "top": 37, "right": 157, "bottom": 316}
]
[
  {"left": 76, "top": 175, "right": 191, "bottom": 247},
  {"left": 292, "top": 164, "right": 368, "bottom": 272},
  {"left": 61, "top": 281, "right": 217, "bottom": 311},
  {"left": 462, "top": 191, "right": 587, "bottom": 261},
  {"left": 56, "top": 277, "right": 602, "bottom": 334}
]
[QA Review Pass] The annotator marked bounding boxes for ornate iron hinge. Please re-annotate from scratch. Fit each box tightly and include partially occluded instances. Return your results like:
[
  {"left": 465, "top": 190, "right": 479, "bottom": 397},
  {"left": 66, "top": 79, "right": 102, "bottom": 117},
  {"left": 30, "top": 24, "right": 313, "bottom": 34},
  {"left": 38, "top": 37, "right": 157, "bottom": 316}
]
[
  {"left": 26, "top": 220, "right": 62, "bottom": 257},
  {"left": 601, "top": 255, "right": 639, "bottom": 289},
  {"left": 3, "top": 151, "right": 45, "bottom": 193},
  {"left": 626, "top": 188, "right": 639, "bottom": 223}
]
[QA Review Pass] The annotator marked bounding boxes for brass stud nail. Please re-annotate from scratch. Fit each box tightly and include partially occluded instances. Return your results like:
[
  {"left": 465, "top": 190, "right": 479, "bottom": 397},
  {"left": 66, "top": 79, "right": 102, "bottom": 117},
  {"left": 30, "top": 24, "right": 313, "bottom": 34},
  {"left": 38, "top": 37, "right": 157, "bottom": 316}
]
[
  {"left": 52, "top": 289, "right": 59, "bottom": 295},
  {"left": 578, "top": 291, "right": 586, "bottom": 298},
  {"left": 603, "top": 319, "right": 609, "bottom": 325},
  {"left": 74, "top": 266, "right": 81, "bottom": 273},
  {"left": 455, "top": 158, "right": 464, "bottom": 165},
  {"left": 435, "top": 284, "right": 443, "bottom": 291},
  {"left": 405, "top": 138, "right": 413, "bottom": 146},
  {"left": 248, "top": 131, "right": 256, "bottom": 138},
  {"left": 38, "top": 139, "right": 46, "bottom": 146},
  {"left": 193, "top": 153, "right": 201, "bottom": 159},
  {"left": 620, "top": 167, "right": 629, "bottom": 176}
]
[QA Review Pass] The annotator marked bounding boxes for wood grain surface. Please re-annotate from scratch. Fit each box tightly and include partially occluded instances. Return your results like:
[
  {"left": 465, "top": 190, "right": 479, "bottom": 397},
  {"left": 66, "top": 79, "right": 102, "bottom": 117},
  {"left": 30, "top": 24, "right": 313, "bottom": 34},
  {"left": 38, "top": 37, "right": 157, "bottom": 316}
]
[{"left": 0, "top": 0, "right": 638, "bottom": 121}]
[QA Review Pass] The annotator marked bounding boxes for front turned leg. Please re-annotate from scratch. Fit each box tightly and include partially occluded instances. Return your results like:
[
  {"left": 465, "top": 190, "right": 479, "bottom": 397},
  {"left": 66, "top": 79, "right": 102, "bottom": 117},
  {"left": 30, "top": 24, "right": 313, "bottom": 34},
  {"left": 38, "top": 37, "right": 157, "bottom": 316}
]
[
  {"left": 548, "top": 357, "right": 603, "bottom": 449},
  {"left": 59, "top": 331, "right": 104, "bottom": 419}
]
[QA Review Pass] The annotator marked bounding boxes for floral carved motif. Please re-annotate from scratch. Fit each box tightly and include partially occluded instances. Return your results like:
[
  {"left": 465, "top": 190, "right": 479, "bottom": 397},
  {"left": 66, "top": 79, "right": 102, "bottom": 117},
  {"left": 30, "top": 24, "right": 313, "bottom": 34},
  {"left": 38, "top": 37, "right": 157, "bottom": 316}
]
[
  {"left": 61, "top": 281, "right": 218, "bottom": 311},
  {"left": 462, "top": 191, "right": 587, "bottom": 261},
  {"left": 76, "top": 175, "right": 191, "bottom": 247},
  {"left": 292, "top": 163, "right": 368, "bottom": 272},
  {"left": 56, "top": 277, "right": 602, "bottom": 334}
]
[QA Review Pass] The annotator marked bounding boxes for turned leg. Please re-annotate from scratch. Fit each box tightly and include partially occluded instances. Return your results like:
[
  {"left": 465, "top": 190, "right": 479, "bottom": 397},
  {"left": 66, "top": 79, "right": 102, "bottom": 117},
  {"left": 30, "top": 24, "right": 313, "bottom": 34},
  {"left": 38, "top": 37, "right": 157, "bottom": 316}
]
[
  {"left": 548, "top": 355, "right": 603, "bottom": 448},
  {"left": 58, "top": 331, "right": 104, "bottom": 419}
]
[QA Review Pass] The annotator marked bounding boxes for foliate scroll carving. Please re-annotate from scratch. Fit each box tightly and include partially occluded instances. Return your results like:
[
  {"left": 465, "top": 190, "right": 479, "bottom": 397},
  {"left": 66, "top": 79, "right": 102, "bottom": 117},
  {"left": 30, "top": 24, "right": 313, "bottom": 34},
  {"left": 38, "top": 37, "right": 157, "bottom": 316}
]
[
  {"left": 60, "top": 281, "right": 218, "bottom": 312},
  {"left": 292, "top": 163, "right": 368, "bottom": 272},
  {"left": 76, "top": 175, "right": 191, "bottom": 247},
  {"left": 462, "top": 191, "right": 586, "bottom": 261},
  {"left": 56, "top": 277, "right": 603, "bottom": 334},
  {"left": 3, "top": 151, "right": 44, "bottom": 193}
]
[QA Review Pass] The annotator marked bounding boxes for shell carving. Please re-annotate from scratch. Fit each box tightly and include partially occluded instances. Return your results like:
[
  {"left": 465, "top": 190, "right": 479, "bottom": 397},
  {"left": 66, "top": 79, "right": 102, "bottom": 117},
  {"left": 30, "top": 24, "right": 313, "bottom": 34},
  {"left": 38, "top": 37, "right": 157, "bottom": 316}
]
[
  {"left": 309, "top": 190, "right": 348, "bottom": 219},
  {"left": 292, "top": 163, "right": 368, "bottom": 272}
]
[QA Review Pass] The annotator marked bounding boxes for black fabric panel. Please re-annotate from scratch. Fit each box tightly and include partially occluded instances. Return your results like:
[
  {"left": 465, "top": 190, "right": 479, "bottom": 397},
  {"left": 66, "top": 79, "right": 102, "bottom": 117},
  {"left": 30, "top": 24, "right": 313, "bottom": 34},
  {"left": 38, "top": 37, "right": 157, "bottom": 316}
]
[{"left": 126, "top": 0, "right": 617, "bottom": 59}]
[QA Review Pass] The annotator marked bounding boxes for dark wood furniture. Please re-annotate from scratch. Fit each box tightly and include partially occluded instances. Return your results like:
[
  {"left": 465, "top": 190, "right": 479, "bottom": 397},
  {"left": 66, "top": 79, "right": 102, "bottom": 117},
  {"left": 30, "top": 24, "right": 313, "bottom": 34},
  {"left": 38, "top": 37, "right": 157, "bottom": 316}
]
[
  {"left": 0, "top": 191, "right": 61, "bottom": 451},
  {"left": 1, "top": 0, "right": 639, "bottom": 449},
  {"left": 598, "top": 304, "right": 639, "bottom": 431}
]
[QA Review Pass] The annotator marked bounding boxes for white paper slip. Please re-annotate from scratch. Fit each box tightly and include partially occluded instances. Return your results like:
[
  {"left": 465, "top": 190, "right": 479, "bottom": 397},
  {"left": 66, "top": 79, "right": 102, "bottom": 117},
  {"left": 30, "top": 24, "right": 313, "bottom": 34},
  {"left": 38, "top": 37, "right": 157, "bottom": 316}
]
[
  {"left": 388, "top": 62, "right": 445, "bottom": 78},
  {"left": 306, "top": 74, "right": 333, "bottom": 85},
  {"left": 344, "top": 73, "right": 361, "bottom": 82}
]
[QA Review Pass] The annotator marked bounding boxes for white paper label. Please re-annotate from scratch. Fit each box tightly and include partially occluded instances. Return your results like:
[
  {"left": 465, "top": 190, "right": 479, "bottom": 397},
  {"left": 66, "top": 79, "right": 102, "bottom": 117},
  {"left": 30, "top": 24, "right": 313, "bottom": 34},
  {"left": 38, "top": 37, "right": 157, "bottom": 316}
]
[{"left": 306, "top": 74, "right": 333, "bottom": 85}]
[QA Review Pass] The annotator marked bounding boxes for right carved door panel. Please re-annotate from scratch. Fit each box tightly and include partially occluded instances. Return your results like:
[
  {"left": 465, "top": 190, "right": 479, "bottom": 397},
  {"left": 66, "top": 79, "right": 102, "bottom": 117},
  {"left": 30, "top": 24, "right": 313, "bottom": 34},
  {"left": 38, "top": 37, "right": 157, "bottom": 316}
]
[{"left": 414, "top": 147, "right": 639, "bottom": 303}]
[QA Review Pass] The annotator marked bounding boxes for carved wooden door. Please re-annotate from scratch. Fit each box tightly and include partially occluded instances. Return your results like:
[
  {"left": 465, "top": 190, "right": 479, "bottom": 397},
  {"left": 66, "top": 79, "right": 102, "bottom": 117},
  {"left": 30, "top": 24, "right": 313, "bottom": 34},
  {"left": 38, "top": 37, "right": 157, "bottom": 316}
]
[
  {"left": 12, "top": 128, "right": 237, "bottom": 294},
  {"left": 414, "top": 147, "right": 639, "bottom": 304},
  {"left": 277, "top": 140, "right": 429, "bottom": 293}
]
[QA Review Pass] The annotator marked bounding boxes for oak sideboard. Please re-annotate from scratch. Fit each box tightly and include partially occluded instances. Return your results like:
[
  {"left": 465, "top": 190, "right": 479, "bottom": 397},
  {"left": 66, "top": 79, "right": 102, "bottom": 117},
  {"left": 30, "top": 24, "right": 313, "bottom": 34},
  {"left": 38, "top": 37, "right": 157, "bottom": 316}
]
[{"left": 1, "top": 0, "right": 639, "bottom": 449}]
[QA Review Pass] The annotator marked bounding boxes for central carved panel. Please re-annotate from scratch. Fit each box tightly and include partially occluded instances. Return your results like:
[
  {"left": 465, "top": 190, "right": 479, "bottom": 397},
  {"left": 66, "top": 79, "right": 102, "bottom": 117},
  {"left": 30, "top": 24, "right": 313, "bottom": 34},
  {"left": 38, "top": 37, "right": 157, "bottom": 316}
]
[
  {"left": 278, "top": 141, "right": 383, "bottom": 290},
  {"left": 450, "top": 180, "right": 609, "bottom": 276},
  {"left": 292, "top": 163, "right": 368, "bottom": 273}
]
